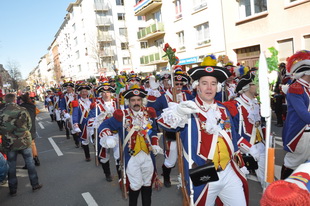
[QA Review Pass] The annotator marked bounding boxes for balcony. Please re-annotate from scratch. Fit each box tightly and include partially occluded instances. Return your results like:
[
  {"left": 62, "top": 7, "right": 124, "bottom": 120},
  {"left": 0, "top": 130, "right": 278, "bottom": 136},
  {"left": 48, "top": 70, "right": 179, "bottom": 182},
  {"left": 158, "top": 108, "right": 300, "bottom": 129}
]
[
  {"left": 96, "top": 17, "right": 112, "bottom": 27},
  {"left": 94, "top": 3, "right": 110, "bottom": 12},
  {"left": 99, "top": 50, "right": 114, "bottom": 57},
  {"left": 134, "top": 0, "right": 162, "bottom": 16},
  {"left": 139, "top": 47, "right": 167, "bottom": 65},
  {"left": 137, "top": 22, "right": 164, "bottom": 41},
  {"left": 98, "top": 32, "right": 113, "bottom": 42}
]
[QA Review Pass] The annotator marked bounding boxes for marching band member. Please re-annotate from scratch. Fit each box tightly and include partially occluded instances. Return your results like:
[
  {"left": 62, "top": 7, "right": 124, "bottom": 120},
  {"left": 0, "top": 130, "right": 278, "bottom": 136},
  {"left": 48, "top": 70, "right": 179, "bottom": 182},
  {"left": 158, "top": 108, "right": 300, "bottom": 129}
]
[
  {"left": 281, "top": 50, "right": 310, "bottom": 179},
  {"left": 224, "top": 72, "right": 265, "bottom": 186},
  {"left": 98, "top": 84, "right": 162, "bottom": 206},
  {"left": 158, "top": 57, "right": 249, "bottom": 205},
  {"left": 89, "top": 78, "right": 119, "bottom": 182},
  {"left": 59, "top": 80, "right": 80, "bottom": 147},
  {"left": 147, "top": 69, "right": 194, "bottom": 188},
  {"left": 72, "top": 82, "right": 94, "bottom": 161},
  {"left": 44, "top": 89, "right": 55, "bottom": 122},
  {"left": 53, "top": 88, "right": 65, "bottom": 131}
]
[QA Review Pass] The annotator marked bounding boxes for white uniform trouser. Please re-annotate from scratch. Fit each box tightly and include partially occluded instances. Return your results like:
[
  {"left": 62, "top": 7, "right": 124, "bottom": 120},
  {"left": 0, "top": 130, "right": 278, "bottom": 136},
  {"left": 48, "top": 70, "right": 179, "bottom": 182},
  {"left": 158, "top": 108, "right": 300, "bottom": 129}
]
[
  {"left": 54, "top": 109, "right": 62, "bottom": 121},
  {"left": 164, "top": 141, "right": 177, "bottom": 168},
  {"left": 204, "top": 164, "right": 246, "bottom": 206},
  {"left": 126, "top": 151, "right": 154, "bottom": 191},
  {"left": 48, "top": 105, "right": 54, "bottom": 114},
  {"left": 284, "top": 132, "right": 310, "bottom": 170},
  {"left": 99, "top": 142, "right": 120, "bottom": 164}
]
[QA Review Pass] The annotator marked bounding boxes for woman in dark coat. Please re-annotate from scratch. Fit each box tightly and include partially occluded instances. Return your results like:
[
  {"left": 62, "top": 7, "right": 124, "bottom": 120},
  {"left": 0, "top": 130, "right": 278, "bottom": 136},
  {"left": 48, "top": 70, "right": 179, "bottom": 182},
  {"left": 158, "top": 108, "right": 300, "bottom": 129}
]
[{"left": 19, "top": 93, "right": 40, "bottom": 167}]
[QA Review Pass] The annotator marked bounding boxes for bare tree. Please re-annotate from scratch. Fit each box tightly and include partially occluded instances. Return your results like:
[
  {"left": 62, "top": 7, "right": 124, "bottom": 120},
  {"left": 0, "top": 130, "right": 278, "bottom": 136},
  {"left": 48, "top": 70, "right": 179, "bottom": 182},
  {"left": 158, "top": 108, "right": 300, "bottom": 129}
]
[{"left": 6, "top": 59, "right": 22, "bottom": 91}]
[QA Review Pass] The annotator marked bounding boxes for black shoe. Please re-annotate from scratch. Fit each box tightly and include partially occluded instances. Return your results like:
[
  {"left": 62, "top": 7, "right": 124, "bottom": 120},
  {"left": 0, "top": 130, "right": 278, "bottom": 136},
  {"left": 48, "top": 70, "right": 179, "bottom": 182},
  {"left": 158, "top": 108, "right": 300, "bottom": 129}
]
[
  {"left": 66, "top": 135, "right": 70, "bottom": 139},
  {"left": 163, "top": 179, "right": 171, "bottom": 188},
  {"left": 22, "top": 165, "right": 27, "bottom": 169},
  {"left": 105, "top": 175, "right": 113, "bottom": 182},
  {"left": 34, "top": 157, "right": 40, "bottom": 166},
  {"left": 32, "top": 184, "right": 43, "bottom": 191},
  {"left": 75, "top": 143, "right": 80, "bottom": 148},
  {"left": 9, "top": 190, "right": 17, "bottom": 197},
  {"left": 85, "top": 158, "right": 91, "bottom": 162}
]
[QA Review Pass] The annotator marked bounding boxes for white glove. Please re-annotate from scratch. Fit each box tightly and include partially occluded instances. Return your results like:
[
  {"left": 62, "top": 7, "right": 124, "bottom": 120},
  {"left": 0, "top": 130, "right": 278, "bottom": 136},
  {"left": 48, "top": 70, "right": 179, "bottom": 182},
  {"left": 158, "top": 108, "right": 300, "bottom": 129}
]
[
  {"left": 152, "top": 145, "right": 163, "bottom": 155},
  {"left": 46, "top": 97, "right": 51, "bottom": 102},
  {"left": 175, "top": 101, "right": 200, "bottom": 116},
  {"left": 149, "top": 76, "right": 160, "bottom": 90},
  {"left": 100, "top": 136, "right": 118, "bottom": 148},
  {"left": 240, "top": 166, "right": 250, "bottom": 175},
  {"left": 71, "top": 123, "right": 81, "bottom": 134},
  {"left": 249, "top": 144, "right": 260, "bottom": 161},
  {"left": 63, "top": 113, "right": 70, "bottom": 120}
]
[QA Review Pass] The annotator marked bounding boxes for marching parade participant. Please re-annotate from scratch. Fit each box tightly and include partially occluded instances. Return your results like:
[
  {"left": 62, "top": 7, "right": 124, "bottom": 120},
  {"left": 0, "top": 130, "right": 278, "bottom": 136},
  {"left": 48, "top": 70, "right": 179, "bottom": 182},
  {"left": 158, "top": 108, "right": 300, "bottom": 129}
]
[
  {"left": 159, "top": 71, "right": 172, "bottom": 93},
  {"left": 157, "top": 56, "right": 249, "bottom": 205},
  {"left": 147, "top": 68, "right": 194, "bottom": 188},
  {"left": 53, "top": 88, "right": 65, "bottom": 131},
  {"left": 59, "top": 80, "right": 80, "bottom": 147},
  {"left": 224, "top": 72, "right": 266, "bottom": 186},
  {"left": 72, "top": 81, "right": 94, "bottom": 161},
  {"left": 44, "top": 89, "right": 55, "bottom": 122},
  {"left": 281, "top": 50, "right": 310, "bottom": 179},
  {"left": 88, "top": 78, "right": 119, "bottom": 182},
  {"left": 97, "top": 84, "right": 163, "bottom": 206}
]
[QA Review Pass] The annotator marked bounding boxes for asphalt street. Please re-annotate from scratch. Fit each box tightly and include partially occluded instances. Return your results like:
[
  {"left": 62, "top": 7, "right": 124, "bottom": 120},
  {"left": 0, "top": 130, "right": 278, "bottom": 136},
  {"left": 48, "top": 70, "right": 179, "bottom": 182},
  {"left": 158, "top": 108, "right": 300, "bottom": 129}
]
[{"left": 0, "top": 102, "right": 286, "bottom": 206}]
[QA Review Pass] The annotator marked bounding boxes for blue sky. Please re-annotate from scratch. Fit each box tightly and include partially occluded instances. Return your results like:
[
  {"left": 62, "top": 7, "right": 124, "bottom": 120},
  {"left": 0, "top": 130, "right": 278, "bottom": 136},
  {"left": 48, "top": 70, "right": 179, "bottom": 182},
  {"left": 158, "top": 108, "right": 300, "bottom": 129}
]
[{"left": 0, "top": 1, "right": 73, "bottom": 79}]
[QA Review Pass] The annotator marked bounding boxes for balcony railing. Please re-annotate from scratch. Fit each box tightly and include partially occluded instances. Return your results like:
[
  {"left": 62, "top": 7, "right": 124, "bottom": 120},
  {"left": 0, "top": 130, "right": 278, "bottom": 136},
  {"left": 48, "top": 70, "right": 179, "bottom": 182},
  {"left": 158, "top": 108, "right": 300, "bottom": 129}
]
[
  {"left": 137, "top": 22, "right": 164, "bottom": 41},
  {"left": 96, "top": 17, "right": 112, "bottom": 27},
  {"left": 134, "top": 0, "right": 162, "bottom": 16},
  {"left": 98, "top": 32, "right": 113, "bottom": 42},
  {"left": 94, "top": 3, "right": 110, "bottom": 12},
  {"left": 139, "top": 49, "right": 167, "bottom": 65},
  {"left": 99, "top": 50, "right": 114, "bottom": 57}
]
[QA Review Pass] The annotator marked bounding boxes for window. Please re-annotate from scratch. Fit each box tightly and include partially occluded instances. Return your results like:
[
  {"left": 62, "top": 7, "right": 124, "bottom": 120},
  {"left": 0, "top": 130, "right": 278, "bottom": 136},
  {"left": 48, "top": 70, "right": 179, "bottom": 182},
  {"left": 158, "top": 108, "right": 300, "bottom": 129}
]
[
  {"left": 238, "top": 0, "right": 267, "bottom": 19},
  {"left": 117, "top": 13, "right": 125, "bottom": 20},
  {"left": 195, "top": 23, "right": 210, "bottom": 46},
  {"left": 193, "top": 0, "right": 207, "bottom": 11},
  {"left": 74, "top": 37, "right": 78, "bottom": 46},
  {"left": 175, "top": 0, "right": 182, "bottom": 19},
  {"left": 154, "top": 11, "right": 162, "bottom": 22},
  {"left": 304, "top": 35, "right": 310, "bottom": 50},
  {"left": 119, "top": 28, "right": 127, "bottom": 36},
  {"left": 123, "top": 57, "right": 131, "bottom": 65},
  {"left": 76, "top": 50, "right": 80, "bottom": 59},
  {"left": 278, "top": 39, "right": 294, "bottom": 62},
  {"left": 121, "top": 42, "right": 129, "bottom": 50},
  {"left": 137, "top": 16, "right": 146, "bottom": 21},
  {"left": 116, "top": 0, "right": 124, "bottom": 5},
  {"left": 177, "top": 31, "right": 185, "bottom": 50},
  {"left": 140, "top": 42, "right": 148, "bottom": 49}
]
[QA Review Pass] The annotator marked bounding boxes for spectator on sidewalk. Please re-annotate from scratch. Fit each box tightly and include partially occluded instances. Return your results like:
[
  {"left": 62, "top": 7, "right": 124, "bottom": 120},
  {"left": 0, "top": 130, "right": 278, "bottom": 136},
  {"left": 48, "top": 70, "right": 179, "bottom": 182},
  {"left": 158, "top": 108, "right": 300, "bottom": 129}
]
[{"left": 0, "top": 93, "right": 42, "bottom": 197}]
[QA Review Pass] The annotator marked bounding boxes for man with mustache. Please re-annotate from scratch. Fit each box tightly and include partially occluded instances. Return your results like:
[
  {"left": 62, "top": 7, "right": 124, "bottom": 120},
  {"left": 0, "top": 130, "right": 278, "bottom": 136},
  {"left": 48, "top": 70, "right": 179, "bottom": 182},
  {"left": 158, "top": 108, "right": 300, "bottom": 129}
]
[
  {"left": 97, "top": 85, "right": 162, "bottom": 206},
  {"left": 147, "top": 69, "right": 193, "bottom": 188}
]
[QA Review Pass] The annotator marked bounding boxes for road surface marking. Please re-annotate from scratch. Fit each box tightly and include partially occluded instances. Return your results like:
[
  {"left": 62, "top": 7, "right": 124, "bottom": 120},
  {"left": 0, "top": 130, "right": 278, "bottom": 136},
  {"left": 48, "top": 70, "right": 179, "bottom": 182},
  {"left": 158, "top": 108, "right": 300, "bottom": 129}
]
[
  {"left": 48, "top": 137, "right": 63, "bottom": 156},
  {"left": 38, "top": 122, "right": 45, "bottom": 129},
  {"left": 82, "top": 192, "right": 98, "bottom": 206}
]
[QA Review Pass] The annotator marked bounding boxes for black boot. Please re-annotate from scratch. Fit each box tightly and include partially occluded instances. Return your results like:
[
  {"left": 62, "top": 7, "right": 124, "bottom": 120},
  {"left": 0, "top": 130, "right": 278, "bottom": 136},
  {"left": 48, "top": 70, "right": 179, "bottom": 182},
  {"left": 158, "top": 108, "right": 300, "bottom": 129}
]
[
  {"left": 50, "top": 114, "right": 54, "bottom": 122},
  {"left": 141, "top": 186, "right": 152, "bottom": 206},
  {"left": 281, "top": 165, "right": 294, "bottom": 179},
  {"left": 65, "top": 128, "right": 70, "bottom": 139},
  {"left": 101, "top": 161, "right": 112, "bottom": 182},
  {"left": 116, "top": 165, "right": 122, "bottom": 180},
  {"left": 57, "top": 121, "right": 64, "bottom": 131},
  {"left": 34, "top": 156, "right": 40, "bottom": 166},
  {"left": 162, "top": 164, "right": 172, "bottom": 188},
  {"left": 82, "top": 145, "right": 91, "bottom": 161},
  {"left": 129, "top": 188, "right": 140, "bottom": 206},
  {"left": 72, "top": 134, "right": 80, "bottom": 148}
]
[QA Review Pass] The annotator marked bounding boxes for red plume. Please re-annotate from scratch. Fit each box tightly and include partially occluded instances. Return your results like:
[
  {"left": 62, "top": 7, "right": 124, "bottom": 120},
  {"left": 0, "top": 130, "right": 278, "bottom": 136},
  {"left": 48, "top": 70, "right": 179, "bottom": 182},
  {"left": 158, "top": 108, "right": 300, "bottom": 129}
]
[{"left": 286, "top": 50, "right": 310, "bottom": 73}]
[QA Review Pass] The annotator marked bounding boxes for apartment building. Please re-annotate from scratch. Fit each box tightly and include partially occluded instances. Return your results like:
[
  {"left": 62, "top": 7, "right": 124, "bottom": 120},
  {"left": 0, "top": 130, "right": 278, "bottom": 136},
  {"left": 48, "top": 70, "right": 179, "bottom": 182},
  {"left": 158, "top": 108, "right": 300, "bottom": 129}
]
[{"left": 222, "top": 0, "right": 310, "bottom": 67}]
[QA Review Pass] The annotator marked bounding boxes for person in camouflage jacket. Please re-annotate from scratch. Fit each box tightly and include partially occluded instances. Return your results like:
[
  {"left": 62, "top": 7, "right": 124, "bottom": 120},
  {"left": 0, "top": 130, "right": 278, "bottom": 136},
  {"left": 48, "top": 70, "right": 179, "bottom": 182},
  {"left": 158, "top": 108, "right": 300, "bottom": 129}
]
[{"left": 0, "top": 93, "right": 42, "bottom": 196}]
